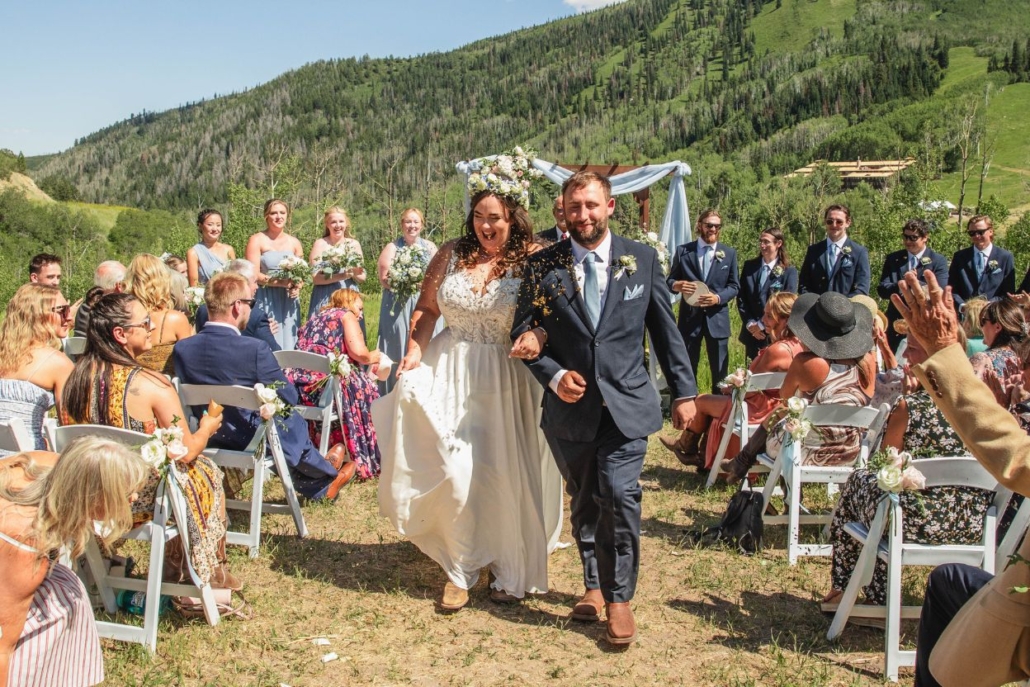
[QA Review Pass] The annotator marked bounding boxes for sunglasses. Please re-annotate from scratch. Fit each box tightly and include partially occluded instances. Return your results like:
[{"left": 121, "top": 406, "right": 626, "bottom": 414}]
[
  {"left": 902, "top": 233, "right": 921, "bottom": 242},
  {"left": 50, "top": 304, "right": 72, "bottom": 318},
  {"left": 123, "top": 316, "right": 152, "bottom": 331},
  {"left": 236, "top": 298, "right": 257, "bottom": 308},
  {"left": 967, "top": 229, "right": 988, "bottom": 238},
  {"left": 702, "top": 221, "right": 722, "bottom": 229}
]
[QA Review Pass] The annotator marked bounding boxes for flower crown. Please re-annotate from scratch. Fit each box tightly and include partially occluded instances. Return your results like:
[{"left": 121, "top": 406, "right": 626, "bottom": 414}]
[{"left": 465, "top": 146, "right": 543, "bottom": 209}]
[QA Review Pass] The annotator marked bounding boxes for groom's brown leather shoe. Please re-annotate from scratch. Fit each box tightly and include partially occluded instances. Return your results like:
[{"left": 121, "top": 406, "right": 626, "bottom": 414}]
[
  {"left": 571, "top": 588, "right": 604, "bottom": 621},
  {"left": 605, "top": 602, "right": 638, "bottom": 645}
]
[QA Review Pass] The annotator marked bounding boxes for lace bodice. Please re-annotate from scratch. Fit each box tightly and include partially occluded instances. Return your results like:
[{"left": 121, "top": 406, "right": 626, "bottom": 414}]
[{"left": 437, "top": 264, "right": 520, "bottom": 345}]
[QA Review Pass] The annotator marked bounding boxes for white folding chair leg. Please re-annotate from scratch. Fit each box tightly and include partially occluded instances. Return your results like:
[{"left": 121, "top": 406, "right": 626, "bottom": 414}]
[
  {"left": 267, "top": 427, "right": 309, "bottom": 539},
  {"left": 827, "top": 502, "right": 888, "bottom": 641},
  {"left": 82, "top": 539, "right": 119, "bottom": 614},
  {"left": 706, "top": 403, "right": 738, "bottom": 488}
]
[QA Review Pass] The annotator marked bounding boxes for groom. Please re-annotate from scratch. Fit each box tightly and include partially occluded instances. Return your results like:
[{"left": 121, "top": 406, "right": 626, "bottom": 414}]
[{"left": 512, "top": 171, "right": 697, "bottom": 646}]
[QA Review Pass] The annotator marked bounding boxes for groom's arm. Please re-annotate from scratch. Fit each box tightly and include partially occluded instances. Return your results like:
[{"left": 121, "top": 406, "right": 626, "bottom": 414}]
[
  {"left": 511, "top": 261, "right": 563, "bottom": 389},
  {"left": 644, "top": 250, "right": 697, "bottom": 400}
]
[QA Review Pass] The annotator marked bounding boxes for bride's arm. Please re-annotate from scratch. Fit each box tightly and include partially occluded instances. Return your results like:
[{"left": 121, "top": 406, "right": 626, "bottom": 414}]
[{"left": 396, "top": 242, "right": 454, "bottom": 375}]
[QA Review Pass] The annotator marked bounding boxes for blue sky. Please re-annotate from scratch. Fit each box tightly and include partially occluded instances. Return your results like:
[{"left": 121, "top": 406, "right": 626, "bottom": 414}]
[{"left": 2, "top": 0, "right": 626, "bottom": 156}]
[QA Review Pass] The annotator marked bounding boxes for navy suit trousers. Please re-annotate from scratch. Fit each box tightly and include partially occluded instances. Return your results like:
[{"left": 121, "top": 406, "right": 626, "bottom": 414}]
[{"left": 915, "top": 563, "right": 993, "bottom": 686}]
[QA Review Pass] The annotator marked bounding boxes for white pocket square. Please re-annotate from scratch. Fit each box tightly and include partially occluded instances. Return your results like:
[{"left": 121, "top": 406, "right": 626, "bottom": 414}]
[{"left": 624, "top": 284, "right": 644, "bottom": 300}]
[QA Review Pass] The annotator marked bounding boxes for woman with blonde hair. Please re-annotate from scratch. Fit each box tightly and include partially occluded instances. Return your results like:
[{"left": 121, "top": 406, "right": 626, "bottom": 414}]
[
  {"left": 125, "top": 253, "right": 193, "bottom": 374},
  {"left": 0, "top": 284, "right": 75, "bottom": 455},
  {"left": 309, "top": 206, "right": 366, "bottom": 316},
  {"left": 1, "top": 438, "right": 151, "bottom": 687},
  {"left": 962, "top": 295, "right": 989, "bottom": 356},
  {"left": 289, "top": 288, "right": 382, "bottom": 479},
  {"left": 246, "top": 198, "right": 305, "bottom": 350}
]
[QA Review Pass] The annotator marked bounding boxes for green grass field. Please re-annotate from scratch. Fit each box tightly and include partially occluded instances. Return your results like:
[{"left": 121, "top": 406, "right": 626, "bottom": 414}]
[{"left": 751, "top": 0, "right": 858, "bottom": 56}]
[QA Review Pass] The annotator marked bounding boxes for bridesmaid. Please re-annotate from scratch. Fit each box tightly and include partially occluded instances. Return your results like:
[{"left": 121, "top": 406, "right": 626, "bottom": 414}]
[
  {"left": 186, "top": 209, "right": 236, "bottom": 286},
  {"left": 309, "top": 206, "right": 366, "bottom": 314},
  {"left": 376, "top": 208, "right": 437, "bottom": 394},
  {"left": 246, "top": 199, "right": 304, "bottom": 351}
]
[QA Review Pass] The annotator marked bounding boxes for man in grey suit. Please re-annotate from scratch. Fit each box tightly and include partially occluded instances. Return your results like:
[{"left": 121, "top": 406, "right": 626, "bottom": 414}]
[{"left": 512, "top": 171, "right": 697, "bottom": 646}]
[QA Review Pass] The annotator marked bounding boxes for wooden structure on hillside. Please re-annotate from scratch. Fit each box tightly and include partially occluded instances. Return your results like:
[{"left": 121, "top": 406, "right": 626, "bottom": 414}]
[
  {"left": 557, "top": 162, "right": 666, "bottom": 228},
  {"left": 786, "top": 158, "right": 917, "bottom": 189}
]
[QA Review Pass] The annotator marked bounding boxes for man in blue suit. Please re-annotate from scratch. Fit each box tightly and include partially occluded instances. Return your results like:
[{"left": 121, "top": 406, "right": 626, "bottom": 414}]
[
  {"left": 799, "top": 205, "right": 871, "bottom": 297},
  {"left": 667, "top": 209, "right": 739, "bottom": 393},
  {"left": 194, "top": 259, "right": 280, "bottom": 351},
  {"left": 737, "top": 228, "right": 799, "bottom": 362},
  {"left": 877, "top": 219, "right": 949, "bottom": 351},
  {"left": 512, "top": 171, "right": 697, "bottom": 647},
  {"left": 534, "top": 196, "right": 569, "bottom": 245},
  {"left": 174, "top": 272, "right": 354, "bottom": 501},
  {"left": 949, "top": 214, "right": 1015, "bottom": 312}
]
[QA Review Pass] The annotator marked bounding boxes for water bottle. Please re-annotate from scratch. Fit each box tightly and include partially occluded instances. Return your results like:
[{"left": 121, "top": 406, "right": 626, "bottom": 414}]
[{"left": 116, "top": 589, "right": 170, "bottom": 616}]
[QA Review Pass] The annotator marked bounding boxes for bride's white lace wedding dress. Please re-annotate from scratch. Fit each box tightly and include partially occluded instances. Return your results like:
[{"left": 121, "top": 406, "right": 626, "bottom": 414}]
[{"left": 373, "top": 258, "right": 563, "bottom": 596}]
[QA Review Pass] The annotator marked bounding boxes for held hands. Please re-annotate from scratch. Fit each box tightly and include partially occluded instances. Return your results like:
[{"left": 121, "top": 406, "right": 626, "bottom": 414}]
[
  {"left": 510, "top": 328, "right": 545, "bottom": 360},
  {"left": 890, "top": 270, "right": 960, "bottom": 355},
  {"left": 556, "top": 370, "right": 588, "bottom": 403},
  {"left": 671, "top": 398, "right": 696, "bottom": 430}
]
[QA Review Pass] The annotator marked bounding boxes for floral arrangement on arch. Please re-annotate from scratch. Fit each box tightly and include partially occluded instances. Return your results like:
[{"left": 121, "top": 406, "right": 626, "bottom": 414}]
[
  {"left": 634, "top": 230, "right": 670, "bottom": 275},
  {"left": 386, "top": 243, "right": 432, "bottom": 314},
  {"left": 465, "top": 146, "right": 544, "bottom": 209},
  {"left": 312, "top": 244, "right": 363, "bottom": 279}
]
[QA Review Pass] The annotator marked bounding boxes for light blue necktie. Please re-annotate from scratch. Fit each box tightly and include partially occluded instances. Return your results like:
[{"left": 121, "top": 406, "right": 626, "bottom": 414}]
[
  {"left": 827, "top": 243, "right": 837, "bottom": 273},
  {"left": 759, "top": 264, "right": 769, "bottom": 289},
  {"left": 702, "top": 245, "right": 713, "bottom": 279},
  {"left": 908, "top": 254, "right": 917, "bottom": 272},
  {"left": 975, "top": 251, "right": 984, "bottom": 278},
  {"left": 583, "top": 251, "right": 600, "bottom": 328}
]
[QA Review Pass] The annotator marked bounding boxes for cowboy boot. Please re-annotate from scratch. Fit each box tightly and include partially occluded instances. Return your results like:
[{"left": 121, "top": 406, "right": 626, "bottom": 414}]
[
  {"left": 211, "top": 537, "right": 243, "bottom": 591},
  {"left": 162, "top": 537, "right": 187, "bottom": 583},
  {"left": 720, "top": 425, "right": 768, "bottom": 484},
  {"left": 658, "top": 429, "right": 704, "bottom": 467}
]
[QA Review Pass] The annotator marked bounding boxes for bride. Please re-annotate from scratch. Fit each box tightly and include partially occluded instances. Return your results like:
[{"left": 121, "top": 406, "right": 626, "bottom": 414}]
[{"left": 373, "top": 161, "right": 563, "bottom": 611}]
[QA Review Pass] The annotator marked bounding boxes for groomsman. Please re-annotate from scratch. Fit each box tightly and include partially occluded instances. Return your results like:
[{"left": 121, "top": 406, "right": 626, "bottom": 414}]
[
  {"left": 877, "top": 219, "right": 949, "bottom": 351},
  {"left": 798, "top": 204, "right": 870, "bottom": 296},
  {"left": 737, "top": 227, "right": 798, "bottom": 362},
  {"left": 948, "top": 214, "right": 1015, "bottom": 311},
  {"left": 535, "top": 196, "right": 569, "bottom": 245},
  {"left": 667, "top": 209, "right": 739, "bottom": 391}
]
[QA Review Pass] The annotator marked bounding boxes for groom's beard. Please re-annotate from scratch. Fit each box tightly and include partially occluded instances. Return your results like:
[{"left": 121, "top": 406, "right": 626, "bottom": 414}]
[{"left": 568, "top": 217, "right": 608, "bottom": 247}]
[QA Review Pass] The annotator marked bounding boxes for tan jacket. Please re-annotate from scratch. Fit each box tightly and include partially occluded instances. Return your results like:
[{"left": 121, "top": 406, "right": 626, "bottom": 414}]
[{"left": 914, "top": 344, "right": 1030, "bottom": 686}]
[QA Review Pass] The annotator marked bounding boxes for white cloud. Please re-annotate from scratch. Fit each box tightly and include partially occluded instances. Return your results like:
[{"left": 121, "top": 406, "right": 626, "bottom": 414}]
[{"left": 563, "top": 0, "right": 630, "bottom": 13}]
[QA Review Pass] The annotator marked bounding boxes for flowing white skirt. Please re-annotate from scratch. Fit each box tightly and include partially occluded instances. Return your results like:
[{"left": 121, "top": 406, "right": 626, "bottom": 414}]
[{"left": 373, "top": 328, "right": 563, "bottom": 596}]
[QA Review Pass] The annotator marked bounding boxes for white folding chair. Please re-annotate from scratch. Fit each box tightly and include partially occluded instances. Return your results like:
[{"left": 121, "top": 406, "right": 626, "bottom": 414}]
[
  {"left": 273, "top": 350, "right": 343, "bottom": 456},
  {"left": 758, "top": 403, "right": 890, "bottom": 564},
  {"left": 176, "top": 383, "right": 308, "bottom": 558},
  {"left": 826, "top": 457, "right": 1007, "bottom": 682},
  {"left": 0, "top": 417, "right": 34, "bottom": 453},
  {"left": 62, "top": 336, "right": 87, "bottom": 361},
  {"left": 705, "top": 372, "right": 786, "bottom": 488},
  {"left": 51, "top": 424, "right": 220, "bottom": 652}
]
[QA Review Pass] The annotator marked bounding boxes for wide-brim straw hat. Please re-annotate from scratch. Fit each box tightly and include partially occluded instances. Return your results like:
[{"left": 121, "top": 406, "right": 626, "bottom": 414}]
[
  {"left": 850, "top": 294, "right": 889, "bottom": 332},
  {"left": 789, "top": 291, "right": 874, "bottom": 360}
]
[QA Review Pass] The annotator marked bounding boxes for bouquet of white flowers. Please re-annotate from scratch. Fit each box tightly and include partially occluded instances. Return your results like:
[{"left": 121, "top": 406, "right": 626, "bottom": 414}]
[
  {"left": 309, "top": 350, "right": 354, "bottom": 394},
  {"left": 868, "top": 446, "right": 926, "bottom": 494},
  {"left": 635, "top": 230, "right": 670, "bottom": 275},
  {"left": 783, "top": 396, "right": 817, "bottom": 442},
  {"left": 184, "top": 286, "right": 205, "bottom": 315},
  {"left": 254, "top": 383, "right": 290, "bottom": 422},
  {"left": 387, "top": 244, "right": 431, "bottom": 315},
  {"left": 140, "top": 419, "right": 189, "bottom": 472},
  {"left": 268, "top": 255, "right": 311, "bottom": 286},
  {"left": 719, "top": 368, "right": 751, "bottom": 405},
  {"left": 312, "top": 244, "right": 363, "bottom": 279}
]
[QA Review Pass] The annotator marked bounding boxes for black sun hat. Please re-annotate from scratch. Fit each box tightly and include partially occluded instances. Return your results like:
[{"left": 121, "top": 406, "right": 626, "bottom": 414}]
[{"left": 788, "top": 291, "right": 873, "bottom": 360}]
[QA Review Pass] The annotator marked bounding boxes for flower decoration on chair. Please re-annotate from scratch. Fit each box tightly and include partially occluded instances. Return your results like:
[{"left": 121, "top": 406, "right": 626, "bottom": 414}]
[
  {"left": 783, "top": 396, "right": 817, "bottom": 443},
  {"left": 140, "top": 418, "right": 189, "bottom": 476},
  {"left": 312, "top": 244, "right": 363, "bottom": 279},
  {"left": 254, "top": 383, "right": 291, "bottom": 423},
  {"left": 719, "top": 368, "right": 751, "bottom": 407},
  {"left": 310, "top": 350, "right": 354, "bottom": 394},
  {"left": 868, "top": 446, "right": 926, "bottom": 496},
  {"left": 386, "top": 243, "right": 432, "bottom": 315},
  {"left": 268, "top": 255, "right": 312, "bottom": 287},
  {"left": 465, "top": 146, "right": 543, "bottom": 210},
  {"left": 634, "top": 231, "right": 669, "bottom": 275}
]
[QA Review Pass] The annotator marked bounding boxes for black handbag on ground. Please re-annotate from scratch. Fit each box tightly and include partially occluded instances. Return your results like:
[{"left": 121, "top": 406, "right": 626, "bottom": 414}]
[{"left": 689, "top": 489, "right": 764, "bottom": 555}]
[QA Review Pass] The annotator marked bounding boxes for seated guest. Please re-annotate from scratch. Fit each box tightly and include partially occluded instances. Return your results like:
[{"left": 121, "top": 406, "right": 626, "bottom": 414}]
[
  {"left": 961, "top": 296, "right": 989, "bottom": 356},
  {"left": 28, "top": 253, "right": 62, "bottom": 287},
  {"left": 799, "top": 204, "right": 870, "bottom": 297},
  {"left": 851, "top": 294, "right": 903, "bottom": 409},
  {"left": 125, "top": 254, "right": 193, "bottom": 375},
  {"left": 822, "top": 332, "right": 993, "bottom": 618},
  {"left": 667, "top": 209, "right": 740, "bottom": 392},
  {"left": 876, "top": 219, "right": 949, "bottom": 352},
  {"left": 949, "top": 214, "right": 1015, "bottom": 312},
  {"left": 195, "top": 259, "right": 279, "bottom": 351},
  {"left": 288, "top": 289, "right": 383, "bottom": 481},
  {"left": 721, "top": 291, "right": 876, "bottom": 482},
  {"left": 73, "top": 260, "right": 126, "bottom": 337},
  {"left": 737, "top": 227, "right": 798, "bottom": 362},
  {"left": 0, "top": 285, "right": 75, "bottom": 455},
  {"left": 0, "top": 439, "right": 151, "bottom": 687},
  {"left": 61, "top": 293, "right": 237, "bottom": 590},
  {"left": 163, "top": 254, "right": 187, "bottom": 277},
  {"left": 659, "top": 292, "right": 801, "bottom": 469},
  {"left": 888, "top": 270, "right": 1030, "bottom": 687},
  {"left": 969, "top": 297, "right": 1025, "bottom": 406},
  {"left": 174, "top": 272, "right": 354, "bottom": 501}
]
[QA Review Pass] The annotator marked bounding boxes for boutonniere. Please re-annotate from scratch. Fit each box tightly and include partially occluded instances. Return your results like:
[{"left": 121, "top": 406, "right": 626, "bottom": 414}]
[
  {"left": 920, "top": 256, "right": 932, "bottom": 266},
  {"left": 989, "top": 259, "right": 1000, "bottom": 272},
  {"left": 841, "top": 246, "right": 852, "bottom": 255},
  {"left": 614, "top": 255, "right": 637, "bottom": 280},
  {"left": 714, "top": 250, "right": 725, "bottom": 261},
  {"left": 771, "top": 265, "right": 784, "bottom": 277}
]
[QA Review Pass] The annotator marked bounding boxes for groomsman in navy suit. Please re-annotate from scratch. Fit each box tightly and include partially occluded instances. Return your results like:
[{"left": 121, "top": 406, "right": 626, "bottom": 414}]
[
  {"left": 798, "top": 205, "right": 870, "bottom": 296},
  {"left": 535, "top": 196, "right": 569, "bottom": 245},
  {"left": 737, "top": 227, "right": 798, "bottom": 362},
  {"left": 949, "top": 214, "right": 1015, "bottom": 311},
  {"left": 877, "top": 219, "right": 949, "bottom": 351},
  {"left": 667, "top": 209, "right": 739, "bottom": 392}
]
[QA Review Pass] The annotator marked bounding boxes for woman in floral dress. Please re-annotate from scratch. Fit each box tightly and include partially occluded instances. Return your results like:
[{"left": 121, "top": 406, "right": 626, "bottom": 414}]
[
  {"left": 288, "top": 289, "right": 382, "bottom": 480},
  {"left": 970, "top": 297, "right": 1026, "bottom": 405}
]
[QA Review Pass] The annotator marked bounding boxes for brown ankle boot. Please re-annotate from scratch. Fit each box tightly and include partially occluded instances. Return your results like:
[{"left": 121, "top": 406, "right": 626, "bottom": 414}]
[
  {"left": 163, "top": 537, "right": 187, "bottom": 583},
  {"left": 720, "top": 425, "right": 768, "bottom": 484},
  {"left": 660, "top": 429, "right": 704, "bottom": 467},
  {"left": 212, "top": 537, "right": 243, "bottom": 591}
]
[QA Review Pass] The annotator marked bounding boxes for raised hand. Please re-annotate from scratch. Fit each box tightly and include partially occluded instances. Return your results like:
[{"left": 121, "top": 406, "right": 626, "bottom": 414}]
[{"left": 890, "top": 270, "right": 960, "bottom": 355}]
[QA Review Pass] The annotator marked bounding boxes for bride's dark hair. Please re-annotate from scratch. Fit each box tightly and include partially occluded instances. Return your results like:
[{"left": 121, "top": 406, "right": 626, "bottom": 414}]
[{"left": 454, "top": 191, "right": 534, "bottom": 279}]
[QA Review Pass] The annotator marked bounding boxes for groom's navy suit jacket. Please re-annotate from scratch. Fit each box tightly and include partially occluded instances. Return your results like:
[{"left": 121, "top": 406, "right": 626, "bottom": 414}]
[
  {"left": 949, "top": 244, "right": 1015, "bottom": 310},
  {"left": 666, "top": 240, "right": 739, "bottom": 339},
  {"left": 512, "top": 233, "right": 697, "bottom": 443},
  {"left": 799, "top": 237, "right": 870, "bottom": 296}
]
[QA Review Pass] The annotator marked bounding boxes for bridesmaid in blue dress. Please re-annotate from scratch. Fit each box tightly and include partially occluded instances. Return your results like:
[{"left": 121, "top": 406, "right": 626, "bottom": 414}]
[
  {"left": 186, "top": 209, "right": 236, "bottom": 286},
  {"left": 376, "top": 207, "right": 437, "bottom": 394},
  {"left": 309, "top": 206, "right": 366, "bottom": 314},
  {"left": 246, "top": 199, "right": 305, "bottom": 351}
]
